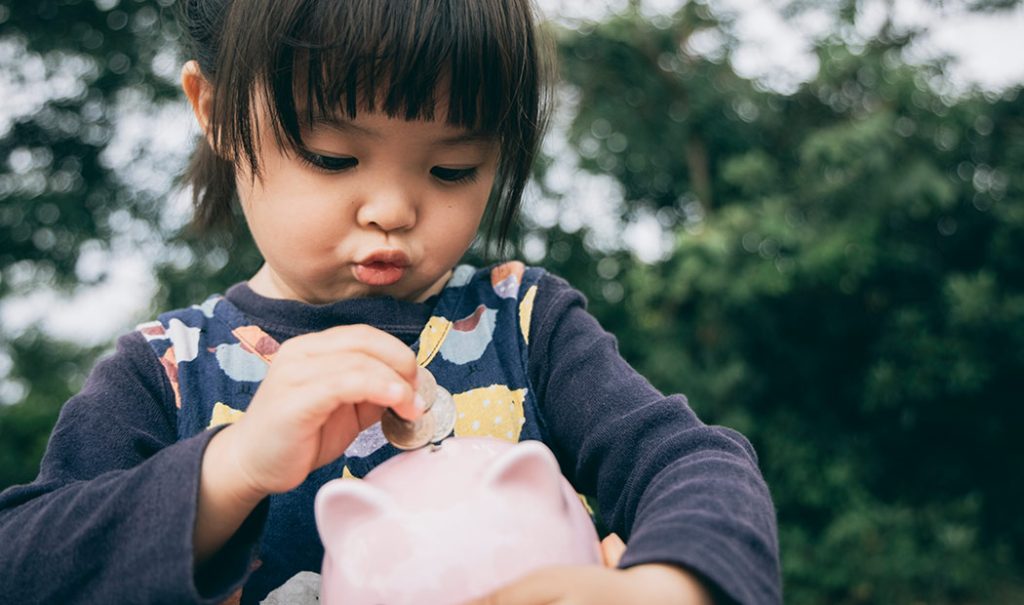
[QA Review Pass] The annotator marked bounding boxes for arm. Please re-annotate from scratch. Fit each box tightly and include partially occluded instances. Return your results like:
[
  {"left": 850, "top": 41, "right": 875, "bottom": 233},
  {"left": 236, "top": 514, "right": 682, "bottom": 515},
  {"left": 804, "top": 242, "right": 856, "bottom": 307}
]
[
  {"left": 528, "top": 274, "right": 781, "bottom": 605},
  {"left": 0, "top": 332, "right": 265, "bottom": 603}
]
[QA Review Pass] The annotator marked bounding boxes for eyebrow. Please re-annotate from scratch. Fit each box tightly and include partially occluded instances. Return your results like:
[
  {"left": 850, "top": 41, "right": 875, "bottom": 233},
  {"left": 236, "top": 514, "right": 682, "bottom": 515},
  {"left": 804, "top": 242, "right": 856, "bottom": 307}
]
[{"left": 307, "top": 114, "right": 496, "bottom": 148}]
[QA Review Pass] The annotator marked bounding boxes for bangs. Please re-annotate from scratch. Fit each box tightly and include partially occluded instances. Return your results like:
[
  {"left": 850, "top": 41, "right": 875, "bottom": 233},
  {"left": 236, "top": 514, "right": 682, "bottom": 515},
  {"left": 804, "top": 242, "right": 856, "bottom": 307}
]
[
  {"left": 185, "top": 0, "right": 550, "bottom": 255},
  {"left": 298, "top": 1, "right": 503, "bottom": 130},
  {"left": 207, "top": 0, "right": 541, "bottom": 168}
]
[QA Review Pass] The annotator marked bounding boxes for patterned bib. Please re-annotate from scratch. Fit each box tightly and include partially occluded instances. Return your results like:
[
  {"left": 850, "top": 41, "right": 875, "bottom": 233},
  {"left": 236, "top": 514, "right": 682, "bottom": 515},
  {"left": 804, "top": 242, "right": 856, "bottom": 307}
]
[{"left": 136, "top": 261, "right": 547, "bottom": 602}]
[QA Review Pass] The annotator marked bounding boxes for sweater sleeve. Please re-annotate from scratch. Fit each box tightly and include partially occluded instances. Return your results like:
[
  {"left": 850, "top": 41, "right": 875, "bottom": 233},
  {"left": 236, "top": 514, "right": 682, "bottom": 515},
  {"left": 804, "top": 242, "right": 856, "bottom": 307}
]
[
  {"left": 0, "top": 331, "right": 267, "bottom": 604},
  {"left": 527, "top": 273, "right": 781, "bottom": 605}
]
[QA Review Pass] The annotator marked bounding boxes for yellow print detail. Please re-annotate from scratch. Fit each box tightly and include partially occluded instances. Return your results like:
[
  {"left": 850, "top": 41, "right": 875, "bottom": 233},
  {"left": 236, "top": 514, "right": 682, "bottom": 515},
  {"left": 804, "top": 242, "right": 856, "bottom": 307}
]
[
  {"left": 519, "top": 284, "right": 538, "bottom": 345},
  {"left": 578, "top": 494, "right": 596, "bottom": 517},
  {"left": 416, "top": 316, "right": 451, "bottom": 367},
  {"left": 209, "top": 402, "right": 245, "bottom": 428},
  {"left": 453, "top": 384, "right": 528, "bottom": 442}
]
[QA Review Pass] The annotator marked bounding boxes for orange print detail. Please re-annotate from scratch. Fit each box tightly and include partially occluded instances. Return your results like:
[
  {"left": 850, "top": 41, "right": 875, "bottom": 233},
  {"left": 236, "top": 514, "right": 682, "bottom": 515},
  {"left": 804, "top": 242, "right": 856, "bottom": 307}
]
[
  {"left": 232, "top": 325, "right": 281, "bottom": 363},
  {"left": 160, "top": 348, "right": 182, "bottom": 409},
  {"left": 139, "top": 324, "right": 165, "bottom": 338},
  {"left": 490, "top": 261, "right": 525, "bottom": 288}
]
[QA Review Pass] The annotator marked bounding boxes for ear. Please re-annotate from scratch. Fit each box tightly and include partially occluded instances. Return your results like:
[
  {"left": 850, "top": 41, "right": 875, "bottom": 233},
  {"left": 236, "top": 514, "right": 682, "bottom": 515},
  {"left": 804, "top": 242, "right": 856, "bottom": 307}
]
[
  {"left": 180, "top": 60, "right": 215, "bottom": 145},
  {"left": 314, "top": 478, "right": 399, "bottom": 546},
  {"left": 482, "top": 441, "right": 568, "bottom": 514}
]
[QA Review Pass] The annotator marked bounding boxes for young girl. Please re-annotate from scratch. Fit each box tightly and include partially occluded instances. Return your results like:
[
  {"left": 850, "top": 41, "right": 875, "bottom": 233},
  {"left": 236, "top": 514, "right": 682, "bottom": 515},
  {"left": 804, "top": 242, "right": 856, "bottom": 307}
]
[{"left": 0, "top": 1, "right": 780, "bottom": 603}]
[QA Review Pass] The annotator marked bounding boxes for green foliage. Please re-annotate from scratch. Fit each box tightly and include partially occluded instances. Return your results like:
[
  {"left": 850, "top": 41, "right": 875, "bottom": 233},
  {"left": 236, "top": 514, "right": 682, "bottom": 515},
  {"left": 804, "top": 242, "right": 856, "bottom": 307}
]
[
  {"left": 0, "top": 0, "right": 182, "bottom": 294},
  {"left": 550, "top": 6, "right": 1024, "bottom": 602}
]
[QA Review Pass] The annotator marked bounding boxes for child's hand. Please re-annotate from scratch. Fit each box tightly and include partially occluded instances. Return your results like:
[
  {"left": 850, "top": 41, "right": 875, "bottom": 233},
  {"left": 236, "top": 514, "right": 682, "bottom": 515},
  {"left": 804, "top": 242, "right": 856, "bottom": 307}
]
[
  {"left": 213, "top": 325, "right": 422, "bottom": 498},
  {"left": 193, "top": 324, "right": 420, "bottom": 563},
  {"left": 463, "top": 563, "right": 714, "bottom": 605}
]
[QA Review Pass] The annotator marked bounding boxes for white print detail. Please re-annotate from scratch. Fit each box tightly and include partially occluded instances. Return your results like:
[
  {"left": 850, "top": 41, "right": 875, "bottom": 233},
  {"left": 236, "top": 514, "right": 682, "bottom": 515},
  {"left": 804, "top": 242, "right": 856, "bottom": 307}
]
[
  {"left": 439, "top": 306, "right": 497, "bottom": 364},
  {"left": 260, "top": 571, "right": 321, "bottom": 605},
  {"left": 448, "top": 264, "right": 476, "bottom": 287},
  {"left": 346, "top": 422, "right": 388, "bottom": 458},
  {"left": 493, "top": 273, "right": 520, "bottom": 299},
  {"left": 166, "top": 318, "right": 201, "bottom": 364},
  {"left": 192, "top": 296, "right": 221, "bottom": 318},
  {"left": 214, "top": 342, "right": 268, "bottom": 382}
]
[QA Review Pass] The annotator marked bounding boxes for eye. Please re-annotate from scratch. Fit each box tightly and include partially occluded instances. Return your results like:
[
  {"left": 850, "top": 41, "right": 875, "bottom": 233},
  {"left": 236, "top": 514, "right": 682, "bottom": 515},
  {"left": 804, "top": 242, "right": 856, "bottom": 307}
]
[
  {"left": 297, "top": 150, "right": 358, "bottom": 173},
  {"left": 431, "top": 166, "right": 479, "bottom": 184}
]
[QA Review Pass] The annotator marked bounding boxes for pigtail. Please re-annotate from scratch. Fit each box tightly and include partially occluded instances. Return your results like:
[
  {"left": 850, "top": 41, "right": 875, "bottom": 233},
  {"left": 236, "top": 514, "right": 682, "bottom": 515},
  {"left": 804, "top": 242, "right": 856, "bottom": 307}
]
[
  {"left": 178, "top": 0, "right": 238, "bottom": 234},
  {"left": 185, "top": 137, "right": 237, "bottom": 232}
]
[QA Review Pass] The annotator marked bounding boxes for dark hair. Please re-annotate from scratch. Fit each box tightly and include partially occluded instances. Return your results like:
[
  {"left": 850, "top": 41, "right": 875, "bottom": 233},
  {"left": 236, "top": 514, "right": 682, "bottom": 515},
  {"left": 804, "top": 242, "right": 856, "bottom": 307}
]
[{"left": 180, "top": 0, "right": 552, "bottom": 255}]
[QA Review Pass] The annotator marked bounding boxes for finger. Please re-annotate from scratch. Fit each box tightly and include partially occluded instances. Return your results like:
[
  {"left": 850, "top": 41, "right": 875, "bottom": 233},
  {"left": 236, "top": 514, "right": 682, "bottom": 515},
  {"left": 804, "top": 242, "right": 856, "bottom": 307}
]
[
  {"left": 276, "top": 353, "right": 425, "bottom": 421},
  {"left": 600, "top": 533, "right": 626, "bottom": 568},
  {"left": 289, "top": 357, "right": 415, "bottom": 418},
  {"left": 315, "top": 404, "right": 361, "bottom": 467},
  {"left": 282, "top": 325, "right": 419, "bottom": 382},
  {"left": 354, "top": 401, "right": 386, "bottom": 430},
  {"left": 314, "top": 400, "right": 388, "bottom": 467}
]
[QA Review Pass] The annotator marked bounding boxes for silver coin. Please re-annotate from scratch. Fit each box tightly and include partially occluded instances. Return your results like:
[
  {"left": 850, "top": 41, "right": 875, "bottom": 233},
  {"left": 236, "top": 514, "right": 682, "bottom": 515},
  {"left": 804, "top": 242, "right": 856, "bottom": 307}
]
[
  {"left": 416, "top": 366, "right": 438, "bottom": 403},
  {"left": 382, "top": 367, "right": 436, "bottom": 450},
  {"left": 381, "top": 368, "right": 457, "bottom": 450},
  {"left": 429, "top": 386, "right": 456, "bottom": 444}
]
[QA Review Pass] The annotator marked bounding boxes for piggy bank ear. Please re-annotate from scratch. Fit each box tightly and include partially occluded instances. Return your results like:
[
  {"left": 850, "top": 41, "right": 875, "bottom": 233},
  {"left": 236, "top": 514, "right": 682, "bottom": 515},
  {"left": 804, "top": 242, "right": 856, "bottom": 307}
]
[
  {"left": 314, "top": 478, "right": 398, "bottom": 544},
  {"left": 482, "top": 441, "right": 567, "bottom": 513}
]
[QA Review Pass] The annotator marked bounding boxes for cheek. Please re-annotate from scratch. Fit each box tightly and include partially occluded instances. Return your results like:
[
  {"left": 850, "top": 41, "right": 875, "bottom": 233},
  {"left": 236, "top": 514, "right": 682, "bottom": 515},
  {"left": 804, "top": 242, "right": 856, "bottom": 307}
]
[
  {"left": 429, "top": 197, "right": 487, "bottom": 255},
  {"left": 238, "top": 148, "right": 318, "bottom": 218},
  {"left": 239, "top": 177, "right": 343, "bottom": 257},
  {"left": 428, "top": 205, "right": 483, "bottom": 268},
  {"left": 257, "top": 209, "right": 340, "bottom": 259}
]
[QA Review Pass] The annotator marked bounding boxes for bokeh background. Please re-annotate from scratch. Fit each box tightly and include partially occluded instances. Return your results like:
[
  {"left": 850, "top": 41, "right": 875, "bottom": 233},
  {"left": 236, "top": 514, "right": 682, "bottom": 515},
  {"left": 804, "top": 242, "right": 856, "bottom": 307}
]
[{"left": 2, "top": 0, "right": 1023, "bottom": 602}]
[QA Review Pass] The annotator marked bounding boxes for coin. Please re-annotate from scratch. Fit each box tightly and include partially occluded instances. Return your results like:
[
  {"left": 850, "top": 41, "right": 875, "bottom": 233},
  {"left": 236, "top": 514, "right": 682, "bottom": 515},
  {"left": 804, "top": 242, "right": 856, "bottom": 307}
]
[
  {"left": 428, "top": 385, "right": 456, "bottom": 443},
  {"left": 381, "top": 368, "right": 457, "bottom": 450},
  {"left": 416, "top": 366, "right": 438, "bottom": 403},
  {"left": 381, "top": 406, "right": 437, "bottom": 450}
]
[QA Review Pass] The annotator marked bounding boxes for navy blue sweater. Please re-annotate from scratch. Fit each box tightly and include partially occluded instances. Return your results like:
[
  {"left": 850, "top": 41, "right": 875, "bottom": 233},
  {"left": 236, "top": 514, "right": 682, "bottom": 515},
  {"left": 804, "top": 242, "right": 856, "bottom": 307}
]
[{"left": 0, "top": 273, "right": 780, "bottom": 604}]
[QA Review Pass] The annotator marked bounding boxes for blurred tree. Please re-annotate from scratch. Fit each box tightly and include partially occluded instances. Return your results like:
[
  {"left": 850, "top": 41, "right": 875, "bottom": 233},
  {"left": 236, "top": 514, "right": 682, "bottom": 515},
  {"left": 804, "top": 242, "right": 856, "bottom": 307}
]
[
  {"left": 0, "top": 0, "right": 260, "bottom": 481},
  {"left": 0, "top": 0, "right": 181, "bottom": 289},
  {"left": 1, "top": 0, "right": 173, "bottom": 497},
  {"left": 547, "top": 2, "right": 1024, "bottom": 603}
]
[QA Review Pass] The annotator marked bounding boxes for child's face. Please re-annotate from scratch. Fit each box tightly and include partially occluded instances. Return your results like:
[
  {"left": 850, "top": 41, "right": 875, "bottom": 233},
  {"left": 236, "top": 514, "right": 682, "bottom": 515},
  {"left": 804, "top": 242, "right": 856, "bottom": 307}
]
[{"left": 237, "top": 98, "right": 498, "bottom": 304}]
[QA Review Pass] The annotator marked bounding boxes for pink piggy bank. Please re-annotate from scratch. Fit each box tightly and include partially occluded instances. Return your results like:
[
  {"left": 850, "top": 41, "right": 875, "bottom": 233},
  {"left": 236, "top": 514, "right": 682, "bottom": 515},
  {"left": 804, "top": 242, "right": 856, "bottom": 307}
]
[{"left": 314, "top": 437, "right": 602, "bottom": 605}]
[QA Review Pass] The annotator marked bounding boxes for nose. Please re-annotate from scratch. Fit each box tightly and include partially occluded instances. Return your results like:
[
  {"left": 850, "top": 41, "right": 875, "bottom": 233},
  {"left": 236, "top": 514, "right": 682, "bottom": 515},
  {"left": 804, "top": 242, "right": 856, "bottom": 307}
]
[{"left": 355, "top": 185, "right": 417, "bottom": 233}]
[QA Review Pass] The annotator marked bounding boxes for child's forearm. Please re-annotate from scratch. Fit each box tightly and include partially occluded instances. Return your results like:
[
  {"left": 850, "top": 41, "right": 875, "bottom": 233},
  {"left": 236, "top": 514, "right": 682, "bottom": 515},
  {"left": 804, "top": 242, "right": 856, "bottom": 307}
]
[
  {"left": 625, "top": 564, "right": 715, "bottom": 605},
  {"left": 194, "top": 425, "right": 267, "bottom": 564},
  {"left": 527, "top": 277, "right": 782, "bottom": 603}
]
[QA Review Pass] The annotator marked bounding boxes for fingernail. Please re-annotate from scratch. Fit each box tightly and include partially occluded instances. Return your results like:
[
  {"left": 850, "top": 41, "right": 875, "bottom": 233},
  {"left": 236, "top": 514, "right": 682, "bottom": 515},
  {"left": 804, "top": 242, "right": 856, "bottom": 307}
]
[{"left": 414, "top": 393, "right": 428, "bottom": 412}]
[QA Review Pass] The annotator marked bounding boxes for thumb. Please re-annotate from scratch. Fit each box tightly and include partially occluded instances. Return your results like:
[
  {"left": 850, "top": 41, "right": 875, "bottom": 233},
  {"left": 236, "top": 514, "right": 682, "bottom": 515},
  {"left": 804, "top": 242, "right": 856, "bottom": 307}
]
[{"left": 600, "top": 533, "right": 627, "bottom": 568}]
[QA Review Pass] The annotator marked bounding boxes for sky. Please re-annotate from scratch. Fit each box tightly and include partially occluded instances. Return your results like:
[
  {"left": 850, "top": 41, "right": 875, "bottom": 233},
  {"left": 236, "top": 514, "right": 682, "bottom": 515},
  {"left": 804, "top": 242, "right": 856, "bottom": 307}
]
[
  {"left": 544, "top": 0, "right": 1024, "bottom": 92},
  {"left": 2, "top": 0, "right": 1024, "bottom": 360}
]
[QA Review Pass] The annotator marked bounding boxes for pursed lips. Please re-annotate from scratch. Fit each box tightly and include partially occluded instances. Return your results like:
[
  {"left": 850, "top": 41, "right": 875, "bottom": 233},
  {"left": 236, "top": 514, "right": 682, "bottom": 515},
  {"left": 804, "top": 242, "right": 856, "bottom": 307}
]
[{"left": 352, "top": 249, "right": 411, "bottom": 286}]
